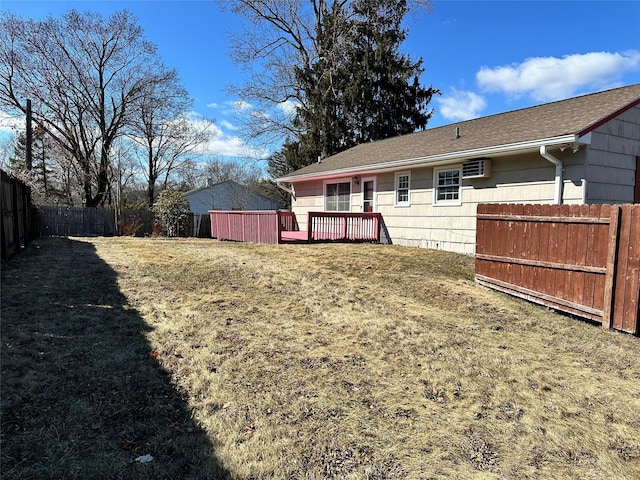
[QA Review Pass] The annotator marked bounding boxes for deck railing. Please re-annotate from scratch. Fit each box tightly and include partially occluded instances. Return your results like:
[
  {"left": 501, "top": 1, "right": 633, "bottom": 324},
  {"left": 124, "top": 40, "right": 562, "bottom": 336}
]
[
  {"left": 209, "top": 210, "right": 381, "bottom": 244},
  {"left": 278, "top": 211, "right": 298, "bottom": 233},
  {"left": 308, "top": 212, "right": 381, "bottom": 243}
]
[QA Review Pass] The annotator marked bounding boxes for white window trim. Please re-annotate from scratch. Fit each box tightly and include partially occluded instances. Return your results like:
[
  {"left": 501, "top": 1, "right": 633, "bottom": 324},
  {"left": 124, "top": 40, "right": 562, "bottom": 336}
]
[
  {"left": 394, "top": 171, "right": 411, "bottom": 207},
  {"left": 433, "top": 165, "right": 462, "bottom": 206},
  {"left": 323, "top": 178, "right": 352, "bottom": 212}
]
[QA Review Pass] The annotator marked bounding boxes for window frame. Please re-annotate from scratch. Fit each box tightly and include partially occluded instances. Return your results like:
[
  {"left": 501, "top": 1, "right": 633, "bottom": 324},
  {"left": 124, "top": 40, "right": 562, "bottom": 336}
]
[
  {"left": 323, "top": 178, "right": 352, "bottom": 212},
  {"left": 433, "top": 166, "right": 462, "bottom": 206},
  {"left": 394, "top": 171, "right": 411, "bottom": 207}
]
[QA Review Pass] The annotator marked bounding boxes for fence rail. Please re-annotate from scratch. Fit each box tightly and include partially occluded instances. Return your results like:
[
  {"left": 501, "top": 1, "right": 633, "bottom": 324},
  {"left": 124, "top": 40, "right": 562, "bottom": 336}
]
[
  {"left": 475, "top": 203, "right": 639, "bottom": 335},
  {"left": 1, "top": 170, "right": 33, "bottom": 260}
]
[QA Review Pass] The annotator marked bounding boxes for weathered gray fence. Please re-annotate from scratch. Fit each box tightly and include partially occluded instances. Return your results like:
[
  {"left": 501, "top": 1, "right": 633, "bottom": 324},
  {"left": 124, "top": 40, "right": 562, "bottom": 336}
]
[{"left": 35, "top": 206, "right": 155, "bottom": 237}]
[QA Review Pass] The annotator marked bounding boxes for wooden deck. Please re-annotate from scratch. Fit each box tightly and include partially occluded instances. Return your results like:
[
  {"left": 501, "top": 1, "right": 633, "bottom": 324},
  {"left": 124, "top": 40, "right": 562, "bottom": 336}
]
[
  {"left": 209, "top": 210, "right": 381, "bottom": 245},
  {"left": 280, "top": 230, "right": 309, "bottom": 243}
]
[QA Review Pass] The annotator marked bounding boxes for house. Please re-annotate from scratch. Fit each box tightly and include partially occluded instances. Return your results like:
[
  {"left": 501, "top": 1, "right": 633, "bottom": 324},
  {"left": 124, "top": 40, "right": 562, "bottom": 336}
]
[
  {"left": 276, "top": 83, "right": 640, "bottom": 254},
  {"left": 185, "top": 179, "right": 282, "bottom": 233},
  {"left": 185, "top": 179, "right": 282, "bottom": 213}
]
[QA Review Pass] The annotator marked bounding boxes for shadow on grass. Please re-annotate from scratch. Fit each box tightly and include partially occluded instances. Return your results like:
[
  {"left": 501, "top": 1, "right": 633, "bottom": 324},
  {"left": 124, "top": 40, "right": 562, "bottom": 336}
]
[{"left": 1, "top": 238, "right": 230, "bottom": 479}]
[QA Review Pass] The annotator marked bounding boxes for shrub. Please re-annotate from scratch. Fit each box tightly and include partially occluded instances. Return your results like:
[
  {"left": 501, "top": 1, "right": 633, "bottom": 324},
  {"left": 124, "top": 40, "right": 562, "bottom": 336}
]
[
  {"left": 117, "top": 217, "right": 144, "bottom": 236},
  {"left": 152, "top": 191, "right": 191, "bottom": 237}
]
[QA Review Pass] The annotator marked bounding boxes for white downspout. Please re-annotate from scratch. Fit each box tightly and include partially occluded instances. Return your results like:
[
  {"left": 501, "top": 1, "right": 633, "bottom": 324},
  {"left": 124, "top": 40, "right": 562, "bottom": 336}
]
[
  {"left": 540, "top": 145, "right": 563, "bottom": 205},
  {"left": 276, "top": 181, "right": 296, "bottom": 201}
]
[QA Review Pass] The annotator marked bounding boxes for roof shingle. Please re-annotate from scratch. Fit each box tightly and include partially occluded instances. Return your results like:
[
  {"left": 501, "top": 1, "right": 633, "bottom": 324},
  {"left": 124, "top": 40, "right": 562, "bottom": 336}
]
[{"left": 280, "top": 83, "right": 640, "bottom": 180}]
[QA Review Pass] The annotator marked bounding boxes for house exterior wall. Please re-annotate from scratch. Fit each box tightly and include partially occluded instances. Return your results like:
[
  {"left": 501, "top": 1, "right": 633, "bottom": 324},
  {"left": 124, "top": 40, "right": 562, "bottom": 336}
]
[
  {"left": 186, "top": 183, "right": 280, "bottom": 215},
  {"left": 291, "top": 180, "right": 326, "bottom": 229},
  {"left": 584, "top": 105, "right": 640, "bottom": 204},
  {"left": 291, "top": 151, "right": 588, "bottom": 254}
]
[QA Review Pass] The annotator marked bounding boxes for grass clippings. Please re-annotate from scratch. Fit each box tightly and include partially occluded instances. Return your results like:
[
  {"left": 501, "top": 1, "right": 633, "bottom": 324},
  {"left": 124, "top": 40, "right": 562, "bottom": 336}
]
[{"left": 2, "top": 237, "right": 639, "bottom": 479}]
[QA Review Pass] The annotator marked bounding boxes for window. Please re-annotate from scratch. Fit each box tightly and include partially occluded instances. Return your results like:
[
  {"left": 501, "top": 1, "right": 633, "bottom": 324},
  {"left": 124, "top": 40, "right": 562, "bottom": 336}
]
[
  {"left": 434, "top": 167, "right": 461, "bottom": 205},
  {"left": 395, "top": 172, "right": 410, "bottom": 206},
  {"left": 325, "top": 181, "right": 351, "bottom": 211}
]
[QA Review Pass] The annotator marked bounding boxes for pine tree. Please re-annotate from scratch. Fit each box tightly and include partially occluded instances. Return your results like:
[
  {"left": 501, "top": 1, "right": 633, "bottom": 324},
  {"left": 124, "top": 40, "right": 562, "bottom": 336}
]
[
  {"left": 293, "top": 1, "right": 351, "bottom": 164},
  {"left": 7, "top": 127, "right": 72, "bottom": 205},
  {"left": 346, "top": 0, "right": 437, "bottom": 144},
  {"left": 284, "top": 0, "right": 438, "bottom": 169}
]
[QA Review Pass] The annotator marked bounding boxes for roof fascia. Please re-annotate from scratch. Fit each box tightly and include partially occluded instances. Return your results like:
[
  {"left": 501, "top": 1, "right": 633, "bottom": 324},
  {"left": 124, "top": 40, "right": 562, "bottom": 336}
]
[{"left": 278, "top": 134, "right": 587, "bottom": 183}]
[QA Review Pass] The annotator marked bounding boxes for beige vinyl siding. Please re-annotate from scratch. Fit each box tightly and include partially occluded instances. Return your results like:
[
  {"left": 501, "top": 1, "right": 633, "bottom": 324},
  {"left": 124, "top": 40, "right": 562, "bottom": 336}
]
[
  {"left": 292, "top": 181, "right": 324, "bottom": 230},
  {"left": 370, "top": 153, "right": 584, "bottom": 254},
  {"left": 585, "top": 105, "right": 640, "bottom": 204}
]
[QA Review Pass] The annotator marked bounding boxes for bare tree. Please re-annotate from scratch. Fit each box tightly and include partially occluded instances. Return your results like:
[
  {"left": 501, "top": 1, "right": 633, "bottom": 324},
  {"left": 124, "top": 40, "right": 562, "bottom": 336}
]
[
  {"left": 202, "top": 156, "right": 262, "bottom": 186},
  {"left": 216, "top": 0, "right": 432, "bottom": 146},
  {"left": 217, "top": 0, "right": 346, "bottom": 143},
  {"left": 128, "top": 67, "right": 214, "bottom": 207},
  {"left": 0, "top": 9, "right": 171, "bottom": 207},
  {"left": 0, "top": 130, "right": 17, "bottom": 170}
]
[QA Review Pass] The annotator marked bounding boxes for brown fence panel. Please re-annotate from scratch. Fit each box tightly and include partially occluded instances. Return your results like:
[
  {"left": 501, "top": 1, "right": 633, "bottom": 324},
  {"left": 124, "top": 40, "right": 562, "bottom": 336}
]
[
  {"left": 476, "top": 203, "right": 639, "bottom": 335},
  {"left": 119, "top": 210, "right": 155, "bottom": 236},
  {"left": 36, "top": 206, "right": 112, "bottom": 236},
  {"left": 612, "top": 204, "right": 640, "bottom": 333},
  {"left": 1, "top": 169, "right": 33, "bottom": 260},
  {"left": 194, "top": 213, "right": 211, "bottom": 238}
]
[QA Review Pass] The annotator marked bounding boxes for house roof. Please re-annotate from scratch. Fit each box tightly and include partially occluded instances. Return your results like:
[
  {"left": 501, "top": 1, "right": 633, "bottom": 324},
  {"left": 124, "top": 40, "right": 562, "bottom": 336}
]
[
  {"left": 184, "top": 179, "right": 244, "bottom": 197},
  {"left": 277, "top": 83, "right": 640, "bottom": 182}
]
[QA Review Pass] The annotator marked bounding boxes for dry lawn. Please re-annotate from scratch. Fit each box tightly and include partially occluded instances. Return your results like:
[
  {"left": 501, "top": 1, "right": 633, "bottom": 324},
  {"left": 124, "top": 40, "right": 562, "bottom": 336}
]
[{"left": 1, "top": 236, "right": 639, "bottom": 479}]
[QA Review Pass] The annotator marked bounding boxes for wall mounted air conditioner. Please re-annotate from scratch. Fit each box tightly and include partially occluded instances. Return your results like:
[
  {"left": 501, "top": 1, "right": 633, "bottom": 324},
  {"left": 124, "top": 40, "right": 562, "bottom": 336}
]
[{"left": 462, "top": 158, "right": 491, "bottom": 179}]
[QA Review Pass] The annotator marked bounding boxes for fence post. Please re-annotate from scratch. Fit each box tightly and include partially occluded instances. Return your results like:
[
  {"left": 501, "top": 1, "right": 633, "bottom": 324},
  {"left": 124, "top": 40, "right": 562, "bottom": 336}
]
[
  {"left": 11, "top": 177, "right": 20, "bottom": 256},
  {"left": 602, "top": 205, "right": 621, "bottom": 329}
]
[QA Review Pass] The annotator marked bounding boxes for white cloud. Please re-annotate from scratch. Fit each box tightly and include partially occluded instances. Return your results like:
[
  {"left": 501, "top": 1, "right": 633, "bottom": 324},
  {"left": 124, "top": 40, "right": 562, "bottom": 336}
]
[
  {"left": 197, "top": 121, "right": 269, "bottom": 159},
  {"left": 0, "top": 110, "right": 23, "bottom": 135},
  {"left": 277, "top": 100, "right": 299, "bottom": 116},
  {"left": 232, "top": 100, "right": 253, "bottom": 111},
  {"left": 219, "top": 119, "right": 237, "bottom": 131},
  {"left": 477, "top": 51, "right": 640, "bottom": 101},
  {"left": 437, "top": 89, "right": 487, "bottom": 121}
]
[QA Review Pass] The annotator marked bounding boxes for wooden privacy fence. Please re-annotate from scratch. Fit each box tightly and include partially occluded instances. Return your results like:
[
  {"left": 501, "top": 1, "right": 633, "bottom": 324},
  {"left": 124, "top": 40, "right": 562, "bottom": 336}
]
[
  {"left": 210, "top": 210, "right": 297, "bottom": 244},
  {"left": 475, "top": 204, "right": 639, "bottom": 335},
  {"left": 35, "top": 206, "right": 156, "bottom": 237},
  {"left": 1, "top": 169, "right": 33, "bottom": 260}
]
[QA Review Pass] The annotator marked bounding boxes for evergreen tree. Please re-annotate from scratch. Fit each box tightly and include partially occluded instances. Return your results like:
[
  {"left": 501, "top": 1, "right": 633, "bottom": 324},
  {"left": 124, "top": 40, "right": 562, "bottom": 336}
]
[
  {"left": 7, "top": 127, "right": 66, "bottom": 204},
  {"left": 285, "top": 0, "right": 438, "bottom": 168},
  {"left": 294, "top": 1, "right": 351, "bottom": 164},
  {"left": 8, "top": 132, "right": 27, "bottom": 172},
  {"left": 346, "top": 0, "right": 437, "bottom": 144}
]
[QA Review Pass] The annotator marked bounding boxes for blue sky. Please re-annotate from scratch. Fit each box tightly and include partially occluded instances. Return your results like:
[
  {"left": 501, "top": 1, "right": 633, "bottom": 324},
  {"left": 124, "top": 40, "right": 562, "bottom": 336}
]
[{"left": 1, "top": 0, "right": 639, "bottom": 161}]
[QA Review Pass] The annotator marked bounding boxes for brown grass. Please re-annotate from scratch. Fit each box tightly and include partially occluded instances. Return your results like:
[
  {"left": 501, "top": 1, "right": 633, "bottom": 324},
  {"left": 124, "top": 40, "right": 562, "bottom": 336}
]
[{"left": 2, "top": 237, "right": 639, "bottom": 479}]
